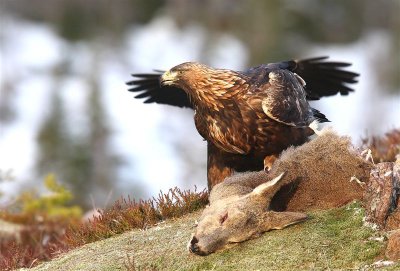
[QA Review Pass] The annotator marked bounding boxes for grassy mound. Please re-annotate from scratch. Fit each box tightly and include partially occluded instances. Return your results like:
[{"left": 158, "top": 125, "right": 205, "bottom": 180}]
[{"left": 23, "top": 202, "right": 399, "bottom": 271}]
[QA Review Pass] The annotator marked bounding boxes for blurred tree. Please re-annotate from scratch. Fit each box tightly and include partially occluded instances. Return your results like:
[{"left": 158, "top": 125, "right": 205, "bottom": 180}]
[
  {"left": 35, "top": 72, "right": 93, "bottom": 208},
  {"left": 0, "top": 81, "right": 16, "bottom": 125},
  {"left": 2, "top": 0, "right": 164, "bottom": 41},
  {"left": 36, "top": 87, "right": 69, "bottom": 178},
  {"left": 36, "top": 54, "right": 120, "bottom": 209},
  {"left": 84, "top": 50, "right": 121, "bottom": 204},
  {"left": 3, "top": 0, "right": 398, "bottom": 89}
]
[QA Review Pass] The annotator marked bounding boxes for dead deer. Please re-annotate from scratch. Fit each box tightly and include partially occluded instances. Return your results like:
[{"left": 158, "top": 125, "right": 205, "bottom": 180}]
[
  {"left": 189, "top": 129, "right": 372, "bottom": 255},
  {"left": 188, "top": 172, "right": 308, "bottom": 255}
]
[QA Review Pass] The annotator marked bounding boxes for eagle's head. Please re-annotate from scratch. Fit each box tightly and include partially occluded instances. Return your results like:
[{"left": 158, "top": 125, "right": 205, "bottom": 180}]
[
  {"left": 160, "top": 62, "right": 243, "bottom": 108},
  {"left": 160, "top": 62, "right": 211, "bottom": 90}
]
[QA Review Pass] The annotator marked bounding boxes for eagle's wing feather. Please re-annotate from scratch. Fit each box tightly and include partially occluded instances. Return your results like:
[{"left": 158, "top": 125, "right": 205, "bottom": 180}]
[
  {"left": 127, "top": 72, "right": 192, "bottom": 108},
  {"left": 246, "top": 56, "right": 359, "bottom": 100},
  {"left": 128, "top": 57, "right": 358, "bottom": 107},
  {"left": 260, "top": 69, "right": 315, "bottom": 127},
  {"left": 292, "top": 56, "right": 359, "bottom": 99}
]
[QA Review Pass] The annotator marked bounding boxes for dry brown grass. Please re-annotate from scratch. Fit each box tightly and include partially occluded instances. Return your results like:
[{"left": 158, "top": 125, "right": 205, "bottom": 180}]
[
  {"left": 362, "top": 129, "right": 400, "bottom": 162},
  {"left": 0, "top": 187, "right": 208, "bottom": 270},
  {"left": 65, "top": 187, "right": 208, "bottom": 247}
]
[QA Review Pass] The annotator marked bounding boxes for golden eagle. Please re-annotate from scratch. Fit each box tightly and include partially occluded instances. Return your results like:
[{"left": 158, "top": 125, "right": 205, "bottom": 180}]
[{"left": 127, "top": 57, "right": 358, "bottom": 189}]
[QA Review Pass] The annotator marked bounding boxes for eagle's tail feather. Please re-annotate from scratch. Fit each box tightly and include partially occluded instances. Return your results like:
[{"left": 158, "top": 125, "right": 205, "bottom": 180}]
[{"left": 311, "top": 108, "right": 330, "bottom": 123}]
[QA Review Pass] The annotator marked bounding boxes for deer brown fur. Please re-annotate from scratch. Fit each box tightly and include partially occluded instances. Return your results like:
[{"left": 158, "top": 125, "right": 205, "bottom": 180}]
[{"left": 269, "top": 129, "right": 372, "bottom": 211}]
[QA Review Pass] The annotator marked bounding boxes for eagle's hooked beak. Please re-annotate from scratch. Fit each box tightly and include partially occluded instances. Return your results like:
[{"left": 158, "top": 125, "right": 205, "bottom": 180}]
[{"left": 160, "top": 70, "right": 178, "bottom": 86}]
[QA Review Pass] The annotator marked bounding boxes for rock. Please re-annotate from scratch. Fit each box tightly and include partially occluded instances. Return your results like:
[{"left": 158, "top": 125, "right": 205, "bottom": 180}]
[
  {"left": 387, "top": 158, "right": 400, "bottom": 230},
  {"left": 386, "top": 230, "right": 400, "bottom": 261},
  {"left": 387, "top": 209, "right": 400, "bottom": 230},
  {"left": 364, "top": 161, "right": 400, "bottom": 228}
]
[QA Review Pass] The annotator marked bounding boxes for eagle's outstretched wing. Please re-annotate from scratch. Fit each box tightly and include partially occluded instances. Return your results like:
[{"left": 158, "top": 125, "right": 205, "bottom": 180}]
[
  {"left": 244, "top": 56, "right": 359, "bottom": 100},
  {"left": 290, "top": 56, "right": 359, "bottom": 100},
  {"left": 126, "top": 72, "right": 192, "bottom": 108},
  {"left": 127, "top": 56, "right": 358, "bottom": 106}
]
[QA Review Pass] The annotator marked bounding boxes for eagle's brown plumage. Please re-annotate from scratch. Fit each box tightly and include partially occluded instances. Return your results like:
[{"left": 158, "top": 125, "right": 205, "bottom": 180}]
[{"left": 127, "top": 57, "right": 359, "bottom": 188}]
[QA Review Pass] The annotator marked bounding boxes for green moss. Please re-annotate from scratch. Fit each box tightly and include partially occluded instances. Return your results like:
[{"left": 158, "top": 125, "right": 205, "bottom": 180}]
[{"left": 26, "top": 202, "right": 399, "bottom": 271}]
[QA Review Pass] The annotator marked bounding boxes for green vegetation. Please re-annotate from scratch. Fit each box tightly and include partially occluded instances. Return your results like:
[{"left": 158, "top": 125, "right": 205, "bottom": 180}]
[
  {"left": 20, "top": 174, "right": 82, "bottom": 219},
  {"left": 26, "top": 202, "right": 399, "bottom": 271},
  {"left": 2, "top": 174, "right": 82, "bottom": 223}
]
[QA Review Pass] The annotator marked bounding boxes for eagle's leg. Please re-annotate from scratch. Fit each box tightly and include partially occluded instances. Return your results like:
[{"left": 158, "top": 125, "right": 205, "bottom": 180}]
[
  {"left": 264, "top": 154, "right": 278, "bottom": 172},
  {"left": 207, "top": 142, "right": 235, "bottom": 190}
]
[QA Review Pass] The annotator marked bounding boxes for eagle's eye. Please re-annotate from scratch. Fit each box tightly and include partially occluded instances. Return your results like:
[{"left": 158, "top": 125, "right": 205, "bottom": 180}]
[{"left": 170, "top": 68, "right": 184, "bottom": 75}]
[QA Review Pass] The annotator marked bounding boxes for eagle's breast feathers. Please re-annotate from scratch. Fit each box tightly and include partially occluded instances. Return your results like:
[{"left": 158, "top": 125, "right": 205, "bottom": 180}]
[{"left": 190, "top": 67, "right": 313, "bottom": 156}]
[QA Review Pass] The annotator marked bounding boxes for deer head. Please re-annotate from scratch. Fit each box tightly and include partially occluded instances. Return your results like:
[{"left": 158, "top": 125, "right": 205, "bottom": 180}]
[{"left": 188, "top": 173, "right": 308, "bottom": 255}]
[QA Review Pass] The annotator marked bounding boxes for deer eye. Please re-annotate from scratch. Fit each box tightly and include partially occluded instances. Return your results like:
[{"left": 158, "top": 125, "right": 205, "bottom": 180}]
[{"left": 219, "top": 212, "right": 228, "bottom": 225}]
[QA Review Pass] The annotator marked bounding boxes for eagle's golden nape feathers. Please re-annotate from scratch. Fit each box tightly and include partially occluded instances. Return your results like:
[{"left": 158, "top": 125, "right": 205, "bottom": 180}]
[
  {"left": 127, "top": 56, "right": 360, "bottom": 188},
  {"left": 160, "top": 62, "right": 247, "bottom": 110}
]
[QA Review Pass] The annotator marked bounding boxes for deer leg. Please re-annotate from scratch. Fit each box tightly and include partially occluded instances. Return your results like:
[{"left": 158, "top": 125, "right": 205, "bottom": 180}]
[{"left": 264, "top": 154, "right": 278, "bottom": 172}]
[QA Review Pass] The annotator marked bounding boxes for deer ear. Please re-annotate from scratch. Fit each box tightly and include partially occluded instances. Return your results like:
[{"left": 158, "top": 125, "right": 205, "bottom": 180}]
[
  {"left": 250, "top": 172, "right": 286, "bottom": 201},
  {"left": 260, "top": 211, "right": 308, "bottom": 231}
]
